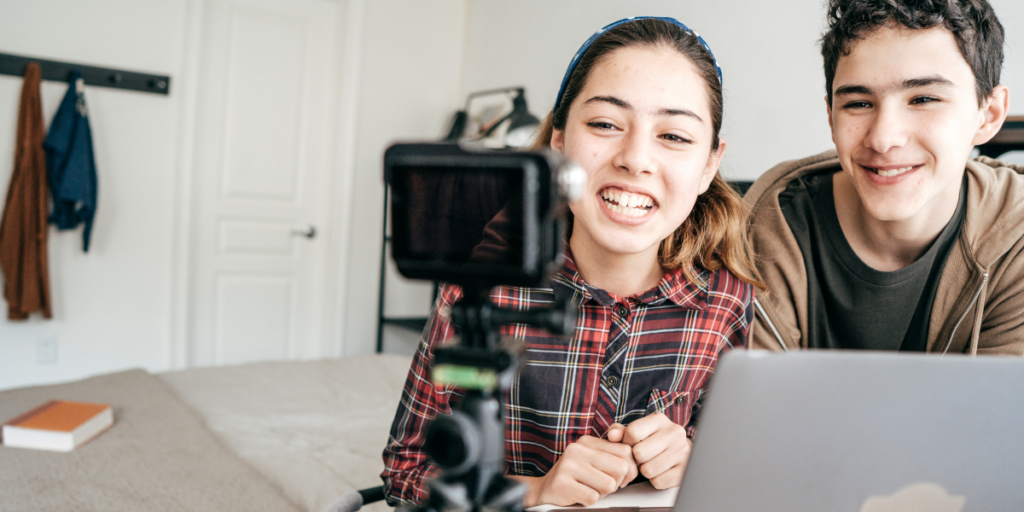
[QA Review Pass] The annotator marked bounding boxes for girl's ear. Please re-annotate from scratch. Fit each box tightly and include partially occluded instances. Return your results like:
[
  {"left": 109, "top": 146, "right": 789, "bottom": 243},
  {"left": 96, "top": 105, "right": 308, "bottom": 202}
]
[
  {"left": 699, "top": 138, "right": 726, "bottom": 194},
  {"left": 550, "top": 128, "right": 565, "bottom": 153}
]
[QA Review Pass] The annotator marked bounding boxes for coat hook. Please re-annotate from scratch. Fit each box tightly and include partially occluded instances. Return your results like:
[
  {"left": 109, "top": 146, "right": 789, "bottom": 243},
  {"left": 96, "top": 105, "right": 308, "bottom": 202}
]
[{"left": 0, "top": 51, "right": 170, "bottom": 95}]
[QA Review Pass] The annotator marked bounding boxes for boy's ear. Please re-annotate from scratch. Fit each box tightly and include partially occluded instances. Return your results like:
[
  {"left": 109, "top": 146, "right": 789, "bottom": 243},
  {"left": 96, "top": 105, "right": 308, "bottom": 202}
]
[
  {"left": 972, "top": 84, "right": 1010, "bottom": 146},
  {"left": 550, "top": 128, "right": 565, "bottom": 153}
]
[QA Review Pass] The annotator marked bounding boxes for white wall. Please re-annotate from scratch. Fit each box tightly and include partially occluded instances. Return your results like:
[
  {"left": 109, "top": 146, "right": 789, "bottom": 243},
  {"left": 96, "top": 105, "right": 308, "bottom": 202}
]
[
  {"left": 0, "top": 0, "right": 189, "bottom": 390},
  {"left": 996, "top": 0, "right": 1024, "bottom": 110},
  {"left": 0, "top": 0, "right": 469, "bottom": 389},
  {"left": 357, "top": 0, "right": 1024, "bottom": 354},
  {"left": 460, "top": 0, "right": 1024, "bottom": 181},
  {"left": 342, "top": 0, "right": 468, "bottom": 356},
  {"left": 2, "top": 0, "right": 1022, "bottom": 389},
  {"left": 359, "top": 0, "right": 1024, "bottom": 351}
]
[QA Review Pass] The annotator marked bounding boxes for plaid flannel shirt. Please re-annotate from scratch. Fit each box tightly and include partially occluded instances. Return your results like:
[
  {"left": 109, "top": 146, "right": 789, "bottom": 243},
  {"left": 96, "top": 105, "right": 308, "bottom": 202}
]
[{"left": 381, "top": 253, "right": 753, "bottom": 505}]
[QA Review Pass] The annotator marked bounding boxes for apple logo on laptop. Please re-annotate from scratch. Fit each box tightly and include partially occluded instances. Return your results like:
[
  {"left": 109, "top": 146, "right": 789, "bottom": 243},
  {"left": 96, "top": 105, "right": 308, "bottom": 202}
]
[{"left": 860, "top": 482, "right": 966, "bottom": 512}]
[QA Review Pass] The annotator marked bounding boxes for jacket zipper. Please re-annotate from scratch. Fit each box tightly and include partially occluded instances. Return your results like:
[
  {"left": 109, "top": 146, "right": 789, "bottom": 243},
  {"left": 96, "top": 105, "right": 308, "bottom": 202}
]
[
  {"left": 942, "top": 272, "right": 988, "bottom": 355},
  {"left": 753, "top": 297, "right": 788, "bottom": 352}
]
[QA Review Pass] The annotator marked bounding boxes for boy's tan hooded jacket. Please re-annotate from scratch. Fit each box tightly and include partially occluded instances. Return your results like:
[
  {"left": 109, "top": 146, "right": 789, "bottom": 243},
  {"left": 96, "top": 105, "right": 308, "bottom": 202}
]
[{"left": 745, "top": 150, "right": 1024, "bottom": 356}]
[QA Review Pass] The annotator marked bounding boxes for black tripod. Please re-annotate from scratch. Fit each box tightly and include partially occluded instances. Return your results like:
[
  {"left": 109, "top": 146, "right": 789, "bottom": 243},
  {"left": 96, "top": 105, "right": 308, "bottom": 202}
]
[{"left": 400, "top": 287, "right": 575, "bottom": 512}]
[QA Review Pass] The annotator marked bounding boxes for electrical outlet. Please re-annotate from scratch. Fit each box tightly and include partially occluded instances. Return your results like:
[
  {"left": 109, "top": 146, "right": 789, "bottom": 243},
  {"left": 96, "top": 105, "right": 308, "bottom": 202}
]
[{"left": 36, "top": 336, "right": 58, "bottom": 365}]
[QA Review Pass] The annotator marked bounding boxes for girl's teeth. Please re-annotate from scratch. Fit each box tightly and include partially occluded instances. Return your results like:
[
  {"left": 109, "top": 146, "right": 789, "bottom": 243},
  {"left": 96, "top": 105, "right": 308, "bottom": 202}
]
[
  {"left": 601, "top": 189, "right": 654, "bottom": 217},
  {"left": 608, "top": 202, "right": 648, "bottom": 217}
]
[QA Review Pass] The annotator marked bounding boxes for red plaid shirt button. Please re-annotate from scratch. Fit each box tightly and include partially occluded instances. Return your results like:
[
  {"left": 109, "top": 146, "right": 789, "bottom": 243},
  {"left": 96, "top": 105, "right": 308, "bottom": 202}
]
[
  {"left": 604, "top": 375, "right": 619, "bottom": 387},
  {"left": 614, "top": 304, "right": 629, "bottom": 317}
]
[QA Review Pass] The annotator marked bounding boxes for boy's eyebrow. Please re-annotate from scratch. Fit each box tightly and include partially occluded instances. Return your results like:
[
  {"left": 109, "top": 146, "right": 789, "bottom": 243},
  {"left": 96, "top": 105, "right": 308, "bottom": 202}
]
[
  {"left": 833, "top": 84, "right": 871, "bottom": 97},
  {"left": 584, "top": 95, "right": 703, "bottom": 122},
  {"left": 901, "top": 75, "right": 955, "bottom": 89},
  {"left": 834, "top": 75, "right": 957, "bottom": 97}
]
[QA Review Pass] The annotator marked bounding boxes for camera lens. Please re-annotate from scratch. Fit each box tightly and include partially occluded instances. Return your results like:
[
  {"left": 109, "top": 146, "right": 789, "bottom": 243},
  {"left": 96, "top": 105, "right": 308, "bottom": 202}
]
[
  {"left": 424, "top": 411, "right": 480, "bottom": 475},
  {"left": 557, "top": 160, "right": 587, "bottom": 202}
]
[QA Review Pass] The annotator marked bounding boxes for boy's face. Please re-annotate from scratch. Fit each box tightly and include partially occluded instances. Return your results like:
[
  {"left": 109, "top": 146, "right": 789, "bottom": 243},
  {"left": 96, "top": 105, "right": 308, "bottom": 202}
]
[{"left": 827, "top": 25, "right": 995, "bottom": 224}]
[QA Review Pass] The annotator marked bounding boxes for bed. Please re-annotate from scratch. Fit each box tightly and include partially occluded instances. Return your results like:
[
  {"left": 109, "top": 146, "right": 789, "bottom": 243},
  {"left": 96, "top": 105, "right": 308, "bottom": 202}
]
[{"left": 0, "top": 354, "right": 413, "bottom": 512}]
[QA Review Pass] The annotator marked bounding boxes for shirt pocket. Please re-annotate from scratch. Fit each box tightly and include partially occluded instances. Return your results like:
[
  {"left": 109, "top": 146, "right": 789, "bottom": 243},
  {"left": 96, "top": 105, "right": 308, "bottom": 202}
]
[{"left": 645, "top": 388, "right": 694, "bottom": 427}]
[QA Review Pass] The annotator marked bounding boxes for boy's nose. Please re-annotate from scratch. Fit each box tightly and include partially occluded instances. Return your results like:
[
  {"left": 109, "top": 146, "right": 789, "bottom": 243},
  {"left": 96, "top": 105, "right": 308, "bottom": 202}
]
[{"left": 863, "top": 105, "right": 910, "bottom": 154}]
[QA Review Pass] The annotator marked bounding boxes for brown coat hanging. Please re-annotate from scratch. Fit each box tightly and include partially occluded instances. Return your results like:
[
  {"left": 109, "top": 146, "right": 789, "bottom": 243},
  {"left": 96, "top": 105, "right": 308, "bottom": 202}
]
[{"left": 0, "top": 62, "right": 52, "bottom": 319}]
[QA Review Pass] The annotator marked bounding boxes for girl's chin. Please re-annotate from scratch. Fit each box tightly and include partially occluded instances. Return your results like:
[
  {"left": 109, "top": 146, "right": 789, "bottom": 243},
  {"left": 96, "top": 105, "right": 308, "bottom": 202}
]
[
  {"left": 588, "top": 233, "right": 664, "bottom": 259},
  {"left": 570, "top": 213, "right": 668, "bottom": 259}
]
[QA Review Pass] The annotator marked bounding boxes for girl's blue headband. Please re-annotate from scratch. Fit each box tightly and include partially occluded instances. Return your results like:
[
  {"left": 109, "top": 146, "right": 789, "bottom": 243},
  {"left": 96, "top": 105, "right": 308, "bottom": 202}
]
[{"left": 552, "top": 16, "right": 723, "bottom": 116}]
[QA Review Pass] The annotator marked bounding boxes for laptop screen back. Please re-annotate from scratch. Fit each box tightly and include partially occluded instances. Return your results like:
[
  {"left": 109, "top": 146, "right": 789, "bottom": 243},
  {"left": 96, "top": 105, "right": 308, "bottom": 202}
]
[{"left": 674, "top": 351, "right": 1024, "bottom": 511}]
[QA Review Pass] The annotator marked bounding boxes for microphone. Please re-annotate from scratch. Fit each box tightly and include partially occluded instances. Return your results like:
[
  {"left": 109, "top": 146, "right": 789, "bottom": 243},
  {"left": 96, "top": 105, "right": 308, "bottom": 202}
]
[{"left": 320, "top": 486, "right": 385, "bottom": 512}]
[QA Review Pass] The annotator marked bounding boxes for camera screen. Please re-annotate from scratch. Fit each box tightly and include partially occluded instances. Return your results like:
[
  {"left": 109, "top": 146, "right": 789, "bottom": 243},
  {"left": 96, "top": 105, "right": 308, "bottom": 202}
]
[{"left": 391, "top": 165, "right": 525, "bottom": 269}]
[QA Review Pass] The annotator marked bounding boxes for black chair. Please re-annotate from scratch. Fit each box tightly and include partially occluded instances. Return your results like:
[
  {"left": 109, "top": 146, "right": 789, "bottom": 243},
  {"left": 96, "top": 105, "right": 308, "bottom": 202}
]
[
  {"left": 978, "top": 115, "right": 1024, "bottom": 159},
  {"left": 728, "top": 180, "right": 754, "bottom": 196}
]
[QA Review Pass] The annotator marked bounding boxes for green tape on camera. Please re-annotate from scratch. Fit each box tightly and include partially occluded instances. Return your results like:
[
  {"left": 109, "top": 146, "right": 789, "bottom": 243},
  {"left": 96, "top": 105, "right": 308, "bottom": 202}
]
[{"left": 433, "top": 364, "right": 498, "bottom": 390}]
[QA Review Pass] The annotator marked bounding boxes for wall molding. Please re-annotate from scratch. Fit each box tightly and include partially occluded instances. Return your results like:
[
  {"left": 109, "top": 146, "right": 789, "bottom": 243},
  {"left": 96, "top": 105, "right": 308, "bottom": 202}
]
[
  {"left": 327, "top": 0, "right": 364, "bottom": 357},
  {"left": 168, "top": 0, "right": 206, "bottom": 370}
]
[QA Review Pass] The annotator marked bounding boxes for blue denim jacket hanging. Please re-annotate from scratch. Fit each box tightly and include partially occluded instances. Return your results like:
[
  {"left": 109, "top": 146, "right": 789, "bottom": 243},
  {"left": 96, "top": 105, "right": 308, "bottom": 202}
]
[{"left": 44, "top": 70, "right": 97, "bottom": 252}]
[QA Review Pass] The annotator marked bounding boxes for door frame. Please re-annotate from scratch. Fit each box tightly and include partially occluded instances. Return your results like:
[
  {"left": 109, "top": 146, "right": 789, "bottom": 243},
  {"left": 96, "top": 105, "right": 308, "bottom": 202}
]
[{"left": 168, "top": 0, "right": 365, "bottom": 369}]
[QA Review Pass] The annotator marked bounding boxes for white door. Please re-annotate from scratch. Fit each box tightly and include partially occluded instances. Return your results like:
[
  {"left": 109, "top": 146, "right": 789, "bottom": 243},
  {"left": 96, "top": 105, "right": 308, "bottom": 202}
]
[{"left": 188, "top": 0, "right": 340, "bottom": 366}]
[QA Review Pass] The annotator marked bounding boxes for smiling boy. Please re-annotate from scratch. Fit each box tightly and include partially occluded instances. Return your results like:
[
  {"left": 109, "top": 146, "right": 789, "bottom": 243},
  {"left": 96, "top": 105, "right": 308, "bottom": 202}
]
[{"left": 746, "top": 0, "right": 1024, "bottom": 354}]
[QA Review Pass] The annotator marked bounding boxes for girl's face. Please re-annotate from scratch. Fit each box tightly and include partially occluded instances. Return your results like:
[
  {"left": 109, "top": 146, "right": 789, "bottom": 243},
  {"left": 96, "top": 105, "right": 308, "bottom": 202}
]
[{"left": 552, "top": 45, "right": 723, "bottom": 264}]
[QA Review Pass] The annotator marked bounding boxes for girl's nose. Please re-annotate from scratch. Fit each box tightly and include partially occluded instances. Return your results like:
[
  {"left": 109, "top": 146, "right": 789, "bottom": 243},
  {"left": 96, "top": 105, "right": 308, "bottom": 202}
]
[{"left": 612, "top": 130, "right": 655, "bottom": 176}]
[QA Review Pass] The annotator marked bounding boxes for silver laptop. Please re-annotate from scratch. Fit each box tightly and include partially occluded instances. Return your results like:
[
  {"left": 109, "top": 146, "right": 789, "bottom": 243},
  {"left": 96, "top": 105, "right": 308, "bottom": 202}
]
[{"left": 674, "top": 351, "right": 1024, "bottom": 511}]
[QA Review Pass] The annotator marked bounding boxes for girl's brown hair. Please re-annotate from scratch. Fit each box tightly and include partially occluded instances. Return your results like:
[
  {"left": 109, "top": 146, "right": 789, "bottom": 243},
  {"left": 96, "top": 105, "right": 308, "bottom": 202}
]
[{"left": 535, "top": 18, "right": 765, "bottom": 289}]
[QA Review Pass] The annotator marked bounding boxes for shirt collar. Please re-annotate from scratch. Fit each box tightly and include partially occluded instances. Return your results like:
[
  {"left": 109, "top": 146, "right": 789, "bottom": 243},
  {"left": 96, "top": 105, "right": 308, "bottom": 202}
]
[{"left": 550, "top": 249, "right": 709, "bottom": 311}]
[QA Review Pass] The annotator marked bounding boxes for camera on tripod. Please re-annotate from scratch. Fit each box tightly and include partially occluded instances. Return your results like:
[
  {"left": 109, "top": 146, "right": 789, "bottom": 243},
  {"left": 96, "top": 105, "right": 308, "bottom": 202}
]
[{"left": 384, "top": 142, "right": 585, "bottom": 512}]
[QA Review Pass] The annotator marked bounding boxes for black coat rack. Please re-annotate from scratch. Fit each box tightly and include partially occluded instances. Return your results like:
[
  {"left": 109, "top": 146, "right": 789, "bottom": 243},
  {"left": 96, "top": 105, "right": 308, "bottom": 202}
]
[{"left": 0, "top": 52, "right": 170, "bottom": 95}]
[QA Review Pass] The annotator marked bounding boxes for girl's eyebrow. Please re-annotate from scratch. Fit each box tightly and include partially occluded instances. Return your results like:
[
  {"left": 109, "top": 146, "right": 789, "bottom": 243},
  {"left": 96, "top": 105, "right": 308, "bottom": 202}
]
[
  {"left": 658, "top": 107, "right": 703, "bottom": 122},
  {"left": 584, "top": 95, "right": 703, "bottom": 122}
]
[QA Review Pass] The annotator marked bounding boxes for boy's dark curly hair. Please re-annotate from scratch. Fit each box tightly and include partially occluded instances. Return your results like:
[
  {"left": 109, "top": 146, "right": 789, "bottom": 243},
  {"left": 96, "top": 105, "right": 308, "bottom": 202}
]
[{"left": 821, "top": 0, "right": 1004, "bottom": 106}]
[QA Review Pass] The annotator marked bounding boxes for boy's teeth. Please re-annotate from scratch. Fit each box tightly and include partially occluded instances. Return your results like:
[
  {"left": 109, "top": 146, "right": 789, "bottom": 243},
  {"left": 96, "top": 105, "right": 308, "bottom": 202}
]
[{"left": 875, "top": 166, "right": 915, "bottom": 177}]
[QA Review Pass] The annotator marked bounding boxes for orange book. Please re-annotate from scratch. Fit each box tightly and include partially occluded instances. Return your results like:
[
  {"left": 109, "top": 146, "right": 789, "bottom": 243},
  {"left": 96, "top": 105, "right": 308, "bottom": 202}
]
[{"left": 2, "top": 400, "right": 113, "bottom": 452}]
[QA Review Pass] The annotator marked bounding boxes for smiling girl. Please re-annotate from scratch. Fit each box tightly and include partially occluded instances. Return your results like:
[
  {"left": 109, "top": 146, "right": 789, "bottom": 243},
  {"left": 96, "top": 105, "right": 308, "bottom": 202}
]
[{"left": 382, "top": 17, "right": 763, "bottom": 508}]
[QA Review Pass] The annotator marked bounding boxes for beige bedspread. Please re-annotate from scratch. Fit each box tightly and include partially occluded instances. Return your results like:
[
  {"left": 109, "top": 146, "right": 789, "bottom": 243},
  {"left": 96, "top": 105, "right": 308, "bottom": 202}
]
[
  {"left": 0, "top": 369, "right": 302, "bottom": 512},
  {"left": 160, "top": 355, "right": 411, "bottom": 512},
  {"left": 0, "top": 354, "right": 413, "bottom": 512}
]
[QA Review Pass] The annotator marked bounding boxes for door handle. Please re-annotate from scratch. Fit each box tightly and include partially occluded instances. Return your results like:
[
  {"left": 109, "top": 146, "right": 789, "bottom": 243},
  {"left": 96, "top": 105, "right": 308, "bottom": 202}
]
[{"left": 291, "top": 225, "right": 316, "bottom": 239}]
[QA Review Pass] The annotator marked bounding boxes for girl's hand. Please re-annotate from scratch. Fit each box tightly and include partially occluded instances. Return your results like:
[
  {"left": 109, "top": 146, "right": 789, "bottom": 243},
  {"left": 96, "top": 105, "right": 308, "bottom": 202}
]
[
  {"left": 609, "top": 413, "right": 693, "bottom": 489},
  {"left": 511, "top": 435, "right": 637, "bottom": 507}
]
